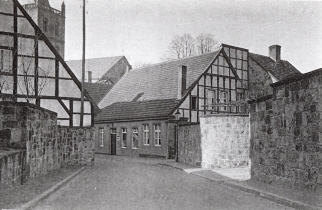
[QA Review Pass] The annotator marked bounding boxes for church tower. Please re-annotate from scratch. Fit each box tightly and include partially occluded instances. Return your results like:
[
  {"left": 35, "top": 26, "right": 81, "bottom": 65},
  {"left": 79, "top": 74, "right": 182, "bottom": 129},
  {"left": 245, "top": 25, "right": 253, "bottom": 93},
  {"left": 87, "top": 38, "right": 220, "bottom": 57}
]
[{"left": 22, "top": 0, "right": 66, "bottom": 58}]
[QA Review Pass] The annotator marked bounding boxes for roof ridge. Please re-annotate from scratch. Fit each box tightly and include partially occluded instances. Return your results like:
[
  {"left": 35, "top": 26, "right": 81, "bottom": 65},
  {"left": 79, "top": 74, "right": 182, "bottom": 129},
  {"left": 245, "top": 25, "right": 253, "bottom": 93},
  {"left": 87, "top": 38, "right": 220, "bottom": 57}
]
[
  {"left": 132, "top": 50, "right": 219, "bottom": 71},
  {"left": 66, "top": 56, "right": 124, "bottom": 62},
  {"left": 249, "top": 52, "right": 291, "bottom": 63}
]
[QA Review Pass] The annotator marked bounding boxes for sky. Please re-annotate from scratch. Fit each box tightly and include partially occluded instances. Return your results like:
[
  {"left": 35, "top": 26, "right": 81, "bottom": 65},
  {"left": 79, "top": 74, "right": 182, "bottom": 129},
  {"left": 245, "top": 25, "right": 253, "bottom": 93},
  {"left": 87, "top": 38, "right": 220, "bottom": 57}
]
[{"left": 21, "top": 0, "right": 322, "bottom": 73}]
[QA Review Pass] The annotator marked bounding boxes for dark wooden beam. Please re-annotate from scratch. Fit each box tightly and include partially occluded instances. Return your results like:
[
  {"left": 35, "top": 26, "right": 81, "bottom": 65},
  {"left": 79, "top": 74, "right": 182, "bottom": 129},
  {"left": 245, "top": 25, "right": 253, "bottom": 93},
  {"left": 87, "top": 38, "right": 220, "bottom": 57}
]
[
  {"left": 12, "top": 2, "right": 18, "bottom": 100},
  {"left": 55, "top": 58, "right": 59, "bottom": 97}
]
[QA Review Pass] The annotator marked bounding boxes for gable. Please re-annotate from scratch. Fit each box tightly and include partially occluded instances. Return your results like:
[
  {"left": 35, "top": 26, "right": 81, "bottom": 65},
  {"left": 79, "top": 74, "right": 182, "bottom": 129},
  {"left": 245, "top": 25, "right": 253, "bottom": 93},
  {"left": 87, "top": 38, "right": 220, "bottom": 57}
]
[
  {"left": 66, "top": 56, "right": 125, "bottom": 82},
  {"left": 0, "top": 0, "right": 98, "bottom": 126}
]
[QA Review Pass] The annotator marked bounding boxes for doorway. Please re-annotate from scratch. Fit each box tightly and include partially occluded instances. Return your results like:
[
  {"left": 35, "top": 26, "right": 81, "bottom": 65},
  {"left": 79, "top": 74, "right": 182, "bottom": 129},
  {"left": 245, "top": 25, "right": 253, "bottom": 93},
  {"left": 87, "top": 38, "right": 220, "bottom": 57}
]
[{"left": 111, "top": 128, "right": 117, "bottom": 155}]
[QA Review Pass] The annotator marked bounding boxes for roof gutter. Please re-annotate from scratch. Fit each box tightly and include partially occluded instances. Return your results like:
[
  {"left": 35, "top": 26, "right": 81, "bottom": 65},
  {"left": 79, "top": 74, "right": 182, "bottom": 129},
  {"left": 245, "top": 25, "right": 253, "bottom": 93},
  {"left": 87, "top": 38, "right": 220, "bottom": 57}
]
[{"left": 94, "top": 115, "right": 175, "bottom": 124}]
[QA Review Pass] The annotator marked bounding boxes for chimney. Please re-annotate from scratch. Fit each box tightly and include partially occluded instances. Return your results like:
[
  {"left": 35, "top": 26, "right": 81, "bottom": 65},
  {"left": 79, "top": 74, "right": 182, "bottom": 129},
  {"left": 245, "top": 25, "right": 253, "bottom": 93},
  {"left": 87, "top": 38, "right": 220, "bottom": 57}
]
[
  {"left": 88, "top": 71, "right": 92, "bottom": 83},
  {"left": 177, "top": 65, "right": 187, "bottom": 99},
  {"left": 126, "top": 65, "right": 132, "bottom": 73},
  {"left": 269, "top": 45, "right": 281, "bottom": 62}
]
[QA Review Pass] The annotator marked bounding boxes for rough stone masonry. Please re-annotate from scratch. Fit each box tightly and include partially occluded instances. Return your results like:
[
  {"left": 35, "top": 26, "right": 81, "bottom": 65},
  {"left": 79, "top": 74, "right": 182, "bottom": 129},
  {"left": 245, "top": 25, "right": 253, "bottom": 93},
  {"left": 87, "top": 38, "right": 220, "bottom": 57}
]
[
  {"left": 249, "top": 69, "right": 322, "bottom": 191},
  {"left": 0, "top": 102, "right": 95, "bottom": 185}
]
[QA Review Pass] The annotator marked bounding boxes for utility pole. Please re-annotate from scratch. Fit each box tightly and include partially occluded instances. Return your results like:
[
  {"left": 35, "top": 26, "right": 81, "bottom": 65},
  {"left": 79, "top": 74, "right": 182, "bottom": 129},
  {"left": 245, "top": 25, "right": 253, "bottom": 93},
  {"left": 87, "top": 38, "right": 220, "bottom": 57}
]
[{"left": 80, "top": 0, "right": 86, "bottom": 127}]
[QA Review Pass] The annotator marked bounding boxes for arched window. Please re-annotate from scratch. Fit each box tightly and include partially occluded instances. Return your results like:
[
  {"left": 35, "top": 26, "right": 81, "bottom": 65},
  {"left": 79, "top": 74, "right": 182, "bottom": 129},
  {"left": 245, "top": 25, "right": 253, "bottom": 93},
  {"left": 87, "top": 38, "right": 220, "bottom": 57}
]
[
  {"left": 43, "top": 18, "right": 48, "bottom": 32},
  {"left": 55, "top": 22, "right": 59, "bottom": 36}
]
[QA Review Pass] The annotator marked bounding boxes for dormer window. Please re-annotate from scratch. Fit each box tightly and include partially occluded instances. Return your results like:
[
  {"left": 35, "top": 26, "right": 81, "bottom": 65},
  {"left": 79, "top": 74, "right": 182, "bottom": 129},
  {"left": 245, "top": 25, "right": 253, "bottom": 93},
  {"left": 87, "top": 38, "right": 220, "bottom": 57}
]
[{"left": 43, "top": 18, "right": 48, "bottom": 32}]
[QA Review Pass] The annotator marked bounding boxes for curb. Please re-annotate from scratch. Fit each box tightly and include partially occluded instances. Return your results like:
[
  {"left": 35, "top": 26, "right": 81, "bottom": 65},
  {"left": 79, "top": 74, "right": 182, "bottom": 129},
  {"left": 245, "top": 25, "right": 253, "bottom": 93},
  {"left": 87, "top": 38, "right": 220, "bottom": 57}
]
[
  {"left": 18, "top": 167, "right": 86, "bottom": 210},
  {"left": 221, "top": 181, "right": 321, "bottom": 210},
  {"left": 159, "top": 163, "right": 321, "bottom": 210}
]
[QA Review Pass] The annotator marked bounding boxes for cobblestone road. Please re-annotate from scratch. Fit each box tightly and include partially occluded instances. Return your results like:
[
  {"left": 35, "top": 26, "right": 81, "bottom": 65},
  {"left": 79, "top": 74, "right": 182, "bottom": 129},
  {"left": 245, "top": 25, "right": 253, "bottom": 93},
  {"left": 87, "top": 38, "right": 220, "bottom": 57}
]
[{"left": 34, "top": 155, "right": 294, "bottom": 210}]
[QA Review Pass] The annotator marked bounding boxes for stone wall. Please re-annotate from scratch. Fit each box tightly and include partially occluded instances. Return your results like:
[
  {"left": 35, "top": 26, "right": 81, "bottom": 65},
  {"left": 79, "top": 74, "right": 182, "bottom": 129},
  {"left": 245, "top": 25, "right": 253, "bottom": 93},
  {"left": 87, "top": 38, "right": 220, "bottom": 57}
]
[
  {"left": 200, "top": 114, "right": 250, "bottom": 169},
  {"left": 57, "top": 127, "right": 95, "bottom": 167},
  {"left": 0, "top": 102, "right": 95, "bottom": 185},
  {"left": 178, "top": 123, "right": 202, "bottom": 166},
  {"left": 249, "top": 69, "right": 322, "bottom": 191},
  {"left": 0, "top": 149, "right": 26, "bottom": 185}
]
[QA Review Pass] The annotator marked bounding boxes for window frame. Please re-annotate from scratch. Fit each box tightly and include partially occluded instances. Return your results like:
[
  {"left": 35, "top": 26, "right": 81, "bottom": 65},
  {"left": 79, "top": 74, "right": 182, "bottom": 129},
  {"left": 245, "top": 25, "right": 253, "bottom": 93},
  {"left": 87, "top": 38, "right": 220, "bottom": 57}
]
[
  {"left": 207, "top": 89, "right": 216, "bottom": 111},
  {"left": 121, "top": 128, "right": 127, "bottom": 148},
  {"left": 154, "top": 124, "right": 161, "bottom": 146},
  {"left": 132, "top": 128, "right": 139, "bottom": 149},
  {"left": 221, "top": 91, "right": 228, "bottom": 111},
  {"left": 143, "top": 124, "right": 149, "bottom": 146}
]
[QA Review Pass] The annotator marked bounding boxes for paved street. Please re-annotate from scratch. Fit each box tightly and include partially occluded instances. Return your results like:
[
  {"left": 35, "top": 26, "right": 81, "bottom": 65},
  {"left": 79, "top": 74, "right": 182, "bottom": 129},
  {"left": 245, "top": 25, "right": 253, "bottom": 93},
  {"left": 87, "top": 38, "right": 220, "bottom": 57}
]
[{"left": 34, "top": 155, "right": 293, "bottom": 210}]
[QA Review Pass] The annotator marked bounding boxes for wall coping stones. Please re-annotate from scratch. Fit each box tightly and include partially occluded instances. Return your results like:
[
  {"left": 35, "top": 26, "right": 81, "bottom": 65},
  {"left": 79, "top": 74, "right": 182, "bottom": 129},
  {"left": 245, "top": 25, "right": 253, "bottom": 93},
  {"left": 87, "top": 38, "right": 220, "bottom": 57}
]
[
  {"left": 0, "top": 102, "right": 58, "bottom": 116},
  {"left": 201, "top": 113, "right": 249, "bottom": 118}
]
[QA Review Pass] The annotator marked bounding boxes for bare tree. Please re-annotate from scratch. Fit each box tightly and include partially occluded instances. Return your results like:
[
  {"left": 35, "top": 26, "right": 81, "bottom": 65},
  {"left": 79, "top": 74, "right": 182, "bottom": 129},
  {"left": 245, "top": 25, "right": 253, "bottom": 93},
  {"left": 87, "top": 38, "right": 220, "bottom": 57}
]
[
  {"left": 180, "top": 34, "right": 195, "bottom": 58},
  {"left": 196, "top": 33, "right": 218, "bottom": 55},
  {"left": 162, "top": 34, "right": 195, "bottom": 60}
]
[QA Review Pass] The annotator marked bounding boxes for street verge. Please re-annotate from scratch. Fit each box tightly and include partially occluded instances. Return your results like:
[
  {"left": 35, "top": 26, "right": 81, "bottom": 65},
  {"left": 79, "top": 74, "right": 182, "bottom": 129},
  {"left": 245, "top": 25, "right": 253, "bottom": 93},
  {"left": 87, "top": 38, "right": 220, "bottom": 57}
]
[{"left": 18, "top": 167, "right": 85, "bottom": 210}]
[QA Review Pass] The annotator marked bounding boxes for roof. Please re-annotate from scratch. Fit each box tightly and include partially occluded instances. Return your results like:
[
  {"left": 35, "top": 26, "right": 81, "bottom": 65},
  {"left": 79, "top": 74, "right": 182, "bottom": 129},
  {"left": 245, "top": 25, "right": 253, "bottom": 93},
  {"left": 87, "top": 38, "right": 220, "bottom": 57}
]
[
  {"left": 249, "top": 53, "right": 302, "bottom": 80},
  {"left": 95, "top": 99, "right": 179, "bottom": 123},
  {"left": 98, "top": 50, "right": 220, "bottom": 108},
  {"left": 98, "top": 45, "right": 302, "bottom": 112},
  {"left": 271, "top": 67, "right": 322, "bottom": 88},
  {"left": 66, "top": 56, "right": 125, "bottom": 81},
  {"left": 84, "top": 82, "right": 113, "bottom": 104}
]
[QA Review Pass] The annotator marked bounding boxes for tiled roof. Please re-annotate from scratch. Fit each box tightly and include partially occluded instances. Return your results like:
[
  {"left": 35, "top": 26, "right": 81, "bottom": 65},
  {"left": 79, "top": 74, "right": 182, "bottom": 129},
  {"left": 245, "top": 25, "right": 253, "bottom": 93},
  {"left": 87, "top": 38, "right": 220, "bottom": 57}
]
[
  {"left": 249, "top": 53, "right": 302, "bottom": 80},
  {"left": 66, "top": 56, "right": 124, "bottom": 81},
  {"left": 84, "top": 82, "right": 113, "bottom": 104},
  {"left": 95, "top": 99, "right": 179, "bottom": 123},
  {"left": 98, "top": 50, "right": 220, "bottom": 108}
]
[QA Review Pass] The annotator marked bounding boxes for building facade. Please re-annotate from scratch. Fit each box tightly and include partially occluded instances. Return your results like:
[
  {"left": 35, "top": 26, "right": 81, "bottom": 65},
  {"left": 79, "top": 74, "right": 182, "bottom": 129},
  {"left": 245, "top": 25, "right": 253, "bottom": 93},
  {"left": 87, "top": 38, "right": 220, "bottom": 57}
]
[
  {"left": 0, "top": 0, "right": 98, "bottom": 127},
  {"left": 94, "top": 43, "right": 301, "bottom": 158}
]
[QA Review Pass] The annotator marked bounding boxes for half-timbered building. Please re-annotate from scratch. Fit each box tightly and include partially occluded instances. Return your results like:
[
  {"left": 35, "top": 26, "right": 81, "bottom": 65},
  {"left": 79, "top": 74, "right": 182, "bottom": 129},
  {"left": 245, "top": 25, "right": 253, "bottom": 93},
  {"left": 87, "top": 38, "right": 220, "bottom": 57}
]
[{"left": 94, "top": 43, "right": 301, "bottom": 158}]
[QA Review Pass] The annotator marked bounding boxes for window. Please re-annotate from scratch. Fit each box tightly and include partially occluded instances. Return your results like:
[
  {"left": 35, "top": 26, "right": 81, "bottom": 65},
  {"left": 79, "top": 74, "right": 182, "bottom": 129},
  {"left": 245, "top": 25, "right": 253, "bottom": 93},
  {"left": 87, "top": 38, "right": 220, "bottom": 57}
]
[
  {"left": 99, "top": 128, "right": 104, "bottom": 147},
  {"left": 55, "top": 22, "right": 59, "bottom": 36},
  {"left": 143, "top": 124, "right": 149, "bottom": 146},
  {"left": 221, "top": 91, "right": 227, "bottom": 103},
  {"left": 237, "top": 93, "right": 245, "bottom": 100},
  {"left": 191, "top": 96, "right": 197, "bottom": 110},
  {"left": 121, "top": 128, "right": 127, "bottom": 148},
  {"left": 154, "top": 124, "right": 161, "bottom": 146},
  {"left": 221, "top": 91, "right": 228, "bottom": 111},
  {"left": 43, "top": 18, "right": 48, "bottom": 32},
  {"left": 207, "top": 89, "right": 216, "bottom": 111},
  {"left": 132, "top": 128, "right": 138, "bottom": 149}
]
